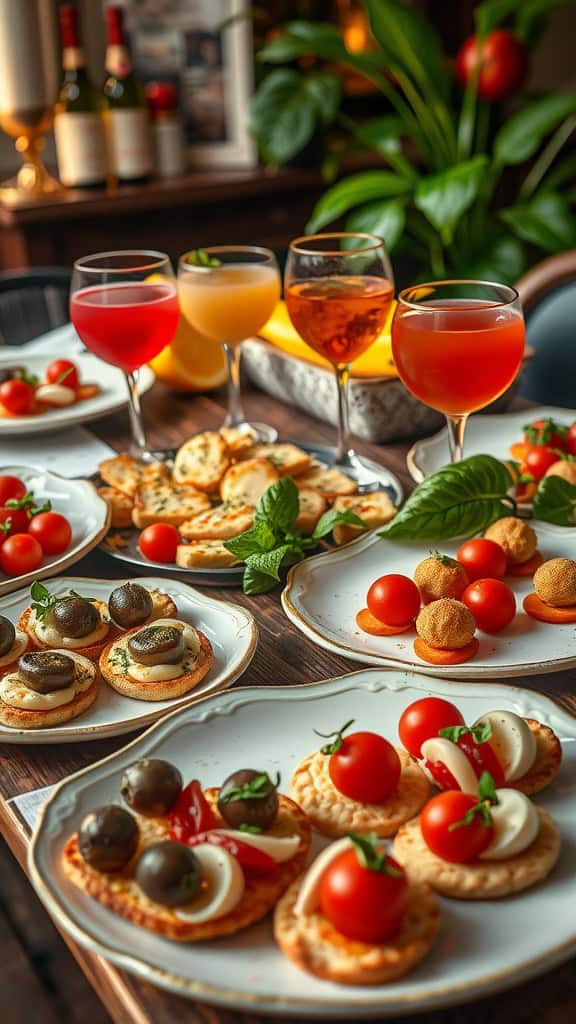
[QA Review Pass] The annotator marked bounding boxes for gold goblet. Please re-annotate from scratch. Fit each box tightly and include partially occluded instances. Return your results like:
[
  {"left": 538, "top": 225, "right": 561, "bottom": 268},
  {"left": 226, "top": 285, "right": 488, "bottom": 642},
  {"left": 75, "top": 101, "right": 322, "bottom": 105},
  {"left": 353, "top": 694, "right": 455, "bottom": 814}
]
[{"left": 0, "top": 107, "right": 63, "bottom": 203}]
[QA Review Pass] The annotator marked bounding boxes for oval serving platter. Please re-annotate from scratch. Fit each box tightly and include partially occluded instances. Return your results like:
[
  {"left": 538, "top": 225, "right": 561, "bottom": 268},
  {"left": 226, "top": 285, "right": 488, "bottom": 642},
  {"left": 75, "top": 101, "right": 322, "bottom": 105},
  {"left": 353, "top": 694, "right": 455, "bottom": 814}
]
[
  {"left": 0, "top": 575, "right": 257, "bottom": 743},
  {"left": 29, "top": 668, "right": 576, "bottom": 1016}
]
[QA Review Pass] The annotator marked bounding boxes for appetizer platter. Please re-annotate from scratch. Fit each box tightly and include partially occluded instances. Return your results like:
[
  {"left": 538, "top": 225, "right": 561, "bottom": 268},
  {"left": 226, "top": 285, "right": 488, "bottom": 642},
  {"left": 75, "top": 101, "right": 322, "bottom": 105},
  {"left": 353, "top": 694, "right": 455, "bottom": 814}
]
[
  {"left": 282, "top": 519, "right": 576, "bottom": 678},
  {"left": 97, "top": 427, "right": 403, "bottom": 588},
  {"left": 29, "top": 669, "right": 575, "bottom": 1016},
  {"left": 0, "top": 575, "right": 256, "bottom": 743},
  {"left": 0, "top": 352, "right": 154, "bottom": 436},
  {"left": 0, "top": 466, "right": 109, "bottom": 597}
]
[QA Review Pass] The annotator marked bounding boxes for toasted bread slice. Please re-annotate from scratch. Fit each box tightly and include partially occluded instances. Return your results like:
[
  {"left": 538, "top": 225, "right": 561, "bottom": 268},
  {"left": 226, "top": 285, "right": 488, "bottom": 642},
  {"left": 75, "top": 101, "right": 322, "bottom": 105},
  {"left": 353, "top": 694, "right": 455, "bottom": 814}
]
[
  {"left": 99, "top": 454, "right": 143, "bottom": 498},
  {"left": 99, "top": 622, "right": 213, "bottom": 701},
  {"left": 18, "top": 602, "right": 117, "bottom": 662},
  {"left": 295, "top": 465, "right": 357, "bottom": 498},
  {"left": 332, "top": 490, "right": 396, "bottom": 545},
  {"left": 275, "top": 877, "right": 439, "bottom": 985},
  {"left": 62, "top": 791, "right": 311, "bottom": 941},
  {"left": 0, "top": 651, "right": 98, "bottom": 729},
  {"left": 173, "top": 433, "right": 230, "bottom": 493},
  {"left": 219, "top": 426, "right": 257, "bottom": 455},
  {"left": 179, "top": 502, "right": 254, "bottom": 541},
  {"left": 239, "top": 444, "right": 312, "bottom": 478},
  {"left": 295, "top": 487, "right": 327, "bottom": 536},
  {"left": 132, "top": 481, "right": 210, "bottom": 529},
  {"left": 97, "top": 487, "right": 133, "bottom": 528},
  {"left": 176, "top": 541, "right": 241, "bottom": 569},
  {"left": 220, "top": 458, "right": 279, "bottom": 505}
]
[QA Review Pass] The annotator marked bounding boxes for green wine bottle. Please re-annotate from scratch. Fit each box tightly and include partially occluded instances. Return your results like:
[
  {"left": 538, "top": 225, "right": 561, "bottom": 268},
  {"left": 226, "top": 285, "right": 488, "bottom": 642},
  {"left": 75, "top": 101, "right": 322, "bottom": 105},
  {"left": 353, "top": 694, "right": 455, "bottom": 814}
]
[
  {"left": 54, "top": 4, "right": 108, "bottom": 189},
  {"left": 103, "top": 6, "right": 153, "bottom": 184}
]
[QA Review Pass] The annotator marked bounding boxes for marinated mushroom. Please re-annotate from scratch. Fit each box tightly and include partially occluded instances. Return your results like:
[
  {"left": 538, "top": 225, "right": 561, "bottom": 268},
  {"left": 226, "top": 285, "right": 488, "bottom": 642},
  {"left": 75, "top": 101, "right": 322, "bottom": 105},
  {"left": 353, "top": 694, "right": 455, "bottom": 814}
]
[
  {"left": 109, "top": 583, "right": 153, "bottom": 629},
  {"left": 18, "top": 651, "right": 76, "bottom": 693},
  {"left": 136, "top": 841, "right": 202, "bottom": 906},
  {"left": 0, "top": 615, "right": 16, "bottom": 657},
  {"left": 78, "top": 805, "right": 139, "bottom": 871},
  {"left": 0, "top": 367, "right": 25, "bottom": 385},
  {"left": 121, "top": 758, "right": 183, "bottom": 816},
  {"left": 217, "top": 769, "right": 279, "bottom": 831},
  {"left": 127, "top": 625, "right": 185, "bottom": 666},
  {"left": 49, "top": 596, "right": 100, "bottom": 638}
]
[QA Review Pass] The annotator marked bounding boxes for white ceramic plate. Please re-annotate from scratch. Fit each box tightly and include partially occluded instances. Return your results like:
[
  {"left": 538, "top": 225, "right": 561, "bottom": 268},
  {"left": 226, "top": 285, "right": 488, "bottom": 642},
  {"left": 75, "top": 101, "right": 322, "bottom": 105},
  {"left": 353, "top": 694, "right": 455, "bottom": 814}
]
[
  {"left": 0, "top": 465, "right": 110, "bottom": 597},
  {"left": 0, "top": 575, "right": 256, "bottom": 743},
  {"left": 0, "top": 352, "right": 154, "bottom": 435},
  {"left": 407, "top": 405, "right": 576, "bottom": 483},
  {"left": 282, "top": 522, "right": 576, "bottom": 678},
  {"left": 28, "top": 669, "right": 576, "bottom": 1016}
]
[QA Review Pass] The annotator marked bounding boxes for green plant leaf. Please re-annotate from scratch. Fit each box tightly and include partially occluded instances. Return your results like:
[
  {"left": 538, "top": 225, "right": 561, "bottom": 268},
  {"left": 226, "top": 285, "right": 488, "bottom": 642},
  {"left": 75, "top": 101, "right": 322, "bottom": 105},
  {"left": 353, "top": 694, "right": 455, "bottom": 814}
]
[
  {"left": 256, "top": 476, "right": 300, "bottom": 533},
  {"left": 538, "top": 150, "right": 576, "bottom": 193},
  {"left": 494, "top": 94, "right": 576, "bottom": 166},
  {"left": 242, "top": 564, "right": 277, "bottom": 595},
  {"left": 474, "top": 0, "right": 524, "bottom": 34},
  {"left": 224, "top": 520, "right": 277, "bottom": 560},
  {"left": 463, "top": 234, "right": 525, "bottom": 286},
  {"left": 311, "top": 508, "right": 365, "bottom": 541},
  {"left": 533, "top": 475, "right": 576, "bottom": 526},
  {"left": 346, "top": 198, "right": 407, "bottom": 252},
  {"left": 258, "top": 20, "right": 381, "bottom": 75},
  {"left": 379, "top": 455, "right": 514, "bottom": 541},
  {"left": 414, "top": 156, "right": 488, "bottom": 244},
  {"left": 245, "top": 544, "right": 293, "bottom": 583},
  {"left": 248, "top": 69, "right": 340, "bottom": 164},
  {"left": 500, "top": 192, "right": 576, "bottom": 253},
  {"left": 348, "top": 115, "right": 404, "bottom": 158},
  {"left": 515, "top": 0, "right": 576, "bottom": 43},
  {"left": 364, "top": 0, "right": 449, "bottom": 101},
  {"left": 307, "top": 171, "right": 411, "bottom": 232}
]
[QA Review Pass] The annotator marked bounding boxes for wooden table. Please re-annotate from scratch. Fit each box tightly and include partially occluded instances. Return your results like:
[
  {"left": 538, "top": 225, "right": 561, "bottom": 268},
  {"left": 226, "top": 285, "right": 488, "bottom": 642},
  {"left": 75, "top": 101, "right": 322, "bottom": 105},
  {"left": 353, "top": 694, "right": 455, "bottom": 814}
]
[{"left": 1, "top": 382, "right": 575, "bottom": 1024}]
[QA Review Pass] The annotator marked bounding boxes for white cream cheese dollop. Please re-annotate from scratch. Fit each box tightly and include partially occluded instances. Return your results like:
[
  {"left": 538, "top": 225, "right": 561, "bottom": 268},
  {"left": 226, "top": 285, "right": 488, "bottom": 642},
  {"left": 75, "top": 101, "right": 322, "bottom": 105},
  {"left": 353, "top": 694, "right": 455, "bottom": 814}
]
[
  {"left": 0, "top": 630, "right": 28, "bottom": 667},
  {"left": 208, "top": 829, "right": 301, "bottom": 863},
  {"left": 108, "top": 618, "right": 201, "bottom": 683},
  {"left": 30, "top": 604, "right": 110, "bottom": 650},
  {"left": 0, "top": 650, "right": 94, "bottom": 710},
  {"left": 34, "top": 383, "right": 76, "bottom": 407},
  {"left": 175, "top": 844, "right": 244, "bottom": 923},
  {"left": 421, "top": 736, "right": 478, "bottom": 794},
  {"left": 473, "top": 711, "right": 537, "bottom": 782},
  {"left": 294, "top": 837, "right": 353, "bottom": 917},
  {"left": 479, "top": 789, "right": 540, "bottom": 860}
]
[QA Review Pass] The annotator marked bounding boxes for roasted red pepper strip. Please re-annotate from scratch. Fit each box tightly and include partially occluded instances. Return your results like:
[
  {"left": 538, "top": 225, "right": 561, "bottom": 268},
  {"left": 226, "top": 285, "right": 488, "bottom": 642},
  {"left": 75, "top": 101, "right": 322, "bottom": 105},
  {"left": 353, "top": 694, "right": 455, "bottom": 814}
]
[
  {"left": 168, "top": 780, "right": 217, "bottom": 841},
  {"left": 186, "top": 830, "right": 278, "bottom": 876}
]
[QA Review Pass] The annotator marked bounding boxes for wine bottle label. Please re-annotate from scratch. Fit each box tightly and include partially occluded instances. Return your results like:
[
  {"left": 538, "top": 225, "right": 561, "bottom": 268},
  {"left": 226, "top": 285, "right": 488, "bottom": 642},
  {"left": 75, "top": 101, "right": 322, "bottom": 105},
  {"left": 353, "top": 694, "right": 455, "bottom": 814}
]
[
  {"left": 54, "top": 111, "right": 108, "bottom": 186},
  {"left": 106, "top": 108, "right": 153, "bottom": 179},
  {"left": 105, "top": 45, "right": 132, "bottom": 78},
  {"left": 63, "top": 46, "right": 85, "bottom": 72},
  {"left": 153, "top": 118, "right": 185, "bottom": 178}
]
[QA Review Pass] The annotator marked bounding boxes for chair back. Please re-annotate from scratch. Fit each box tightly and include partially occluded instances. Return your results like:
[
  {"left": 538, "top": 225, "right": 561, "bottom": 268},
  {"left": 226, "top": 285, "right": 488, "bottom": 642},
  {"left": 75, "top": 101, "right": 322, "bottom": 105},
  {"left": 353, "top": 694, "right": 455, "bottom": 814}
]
[
  {"left": 0, "top": 268, "right": 71, "bottom": 347},
  {"left": 516, "top": 252, "right": 576, "bottom": 407}
]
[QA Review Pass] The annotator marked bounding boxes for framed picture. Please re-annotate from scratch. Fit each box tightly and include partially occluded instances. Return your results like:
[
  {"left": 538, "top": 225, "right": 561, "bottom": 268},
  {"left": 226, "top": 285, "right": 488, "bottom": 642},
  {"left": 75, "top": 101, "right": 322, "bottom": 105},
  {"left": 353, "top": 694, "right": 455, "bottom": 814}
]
[{"left": 105, "top": 0, "right": 256, "bottom": 168}]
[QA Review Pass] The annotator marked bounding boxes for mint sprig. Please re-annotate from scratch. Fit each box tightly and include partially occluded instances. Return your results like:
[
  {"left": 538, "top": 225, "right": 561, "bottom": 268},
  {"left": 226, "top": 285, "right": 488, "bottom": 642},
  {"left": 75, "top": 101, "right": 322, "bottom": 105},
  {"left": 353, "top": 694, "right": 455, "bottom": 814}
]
[
  {"left": 448, "top": 772, "right": 498, "bottom": 832},
  {"left": 348, "top": 833, "right": 404, "bottom": 876},
  {"left": 184, "top": 249, "right": 222, "bottom": 268},
  {"left": 224, "top": 476, "right": 365, "bottom": 595},
  {"left": 30, "top": 580, "right": 97, "bottom": 621},
  {"left": 220, "top": 771, "right": 279, "bottom": 804},
  {"left": 439, "top": 722, "right": 493, "bottom": 745}
]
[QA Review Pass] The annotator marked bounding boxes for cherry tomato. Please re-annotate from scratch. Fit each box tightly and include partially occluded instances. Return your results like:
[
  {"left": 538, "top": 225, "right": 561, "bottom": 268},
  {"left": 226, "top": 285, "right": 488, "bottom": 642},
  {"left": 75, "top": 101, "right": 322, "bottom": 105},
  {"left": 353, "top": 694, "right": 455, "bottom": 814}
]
[
  {"left": 0, "top": 533, "right": 43, "bottom": 575},
  {"left": 168, "top": 780, "right": 217, "bottom": 841},
  {"left": 462, "top": 578, "right": 516, "bottom": 633},
  {"left": 320, "top": 846, "right": 408, "bottom": 942},
  {"left": 138, "top": 523, "right": 179, "bottom": 563},
  {"left": 455, "top": 29, "right": 528, "bottom": 102},
  {"left": 0, "top": 505, "right": 31, "bottom": 538},
  {"left": 457, "top": 538, "right": 507, "bottom": 582},
  {"left": 327, "top": 726, "right": 401, "bottom": 803},
  {"left": 0, "top": 378, "right": 34, "bottom": 415},
  {"left": 45, "top": 358, "right": 79, "bottom": 391},
  {"left": 0, "top": 476, "right": 26, "bottom": 506},
  {"left": 523, "top": 418, "right": 567, "bottom": 450},
  {"left": 367, "top": 573, "right": 420, "bottom": 626},
  {"left": 420, "top": 791, "right": 493, "bottom": 863},
  {"left": 521, "top": 445, "right": 560, "bottom": 482},
  {"left": 426, "top": 730, "right": 505, "bottom": 790},
  {"left": 566, "top": 423, "right": 576, "bottom": 457},
  {"left": 398, "top": 697, "right": 465, "bottom": 758},
  {"left": 28, "top": 511, "right": 72, "bottom": 555}
]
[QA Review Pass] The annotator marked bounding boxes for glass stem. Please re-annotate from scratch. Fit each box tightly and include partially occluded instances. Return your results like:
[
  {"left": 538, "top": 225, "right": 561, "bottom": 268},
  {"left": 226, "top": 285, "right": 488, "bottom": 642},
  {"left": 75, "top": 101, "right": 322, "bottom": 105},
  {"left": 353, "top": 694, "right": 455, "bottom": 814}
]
[
  {"left": 334, "top": 363, "right": 352, "bottom": 462},
  {"left": 222, "top": 342, "right": 246, "bottom": 428},
  {"left": 125, "top": 371, "right": 148, "bottom": 454},
  {"left": 445, "top": 413, "right": 468, "bottom": 463}
]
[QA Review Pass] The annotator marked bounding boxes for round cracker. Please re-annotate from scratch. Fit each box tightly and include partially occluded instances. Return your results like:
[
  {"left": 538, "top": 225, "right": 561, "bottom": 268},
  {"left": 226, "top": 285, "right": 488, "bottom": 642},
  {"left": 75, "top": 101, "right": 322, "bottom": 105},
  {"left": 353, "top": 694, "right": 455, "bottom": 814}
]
[
  {"left": 62, "top": 792, "right": 311, "bottom": 941},
  {"left": 99, "top": 627, "right": 213, "bottom": 701},
  {"left": 17, "top": 603, "right": 116, "bottom": 662},
  {"left": 290, "top": 748, "right": 429, "bottom": 838},
  {"left": 392, "top": 806, "right": 560, "bottom": 899},
  {"left": 274, "top": 876, "right": 440, "bottom": 986},
  {"left": 513, "top": 719, "right": 562, "bottom": 795},
  {"left": 0, "top": 673, "right": 98, "bottom": 730}
]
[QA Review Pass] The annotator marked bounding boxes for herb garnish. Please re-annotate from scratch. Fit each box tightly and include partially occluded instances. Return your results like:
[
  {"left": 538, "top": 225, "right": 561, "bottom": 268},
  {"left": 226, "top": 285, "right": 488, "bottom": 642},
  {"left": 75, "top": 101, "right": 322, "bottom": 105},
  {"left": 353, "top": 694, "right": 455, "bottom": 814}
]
[
  {"left": 30, "top": 580, "right": 97, "bottom": 621},
  {"left": 220, "top": 771, "right": 280, "bottom": 804},
  {"left": 439, "top": 722, "right": 492, "bottom": 745},
  {"left": 448, "top": 772, "right": 497, "bottom": 831},
  {"left": 184, "top": 249, "right": 222, "bottom": 269},
  {"left": 314, "top": 719, "right": 355, "bottom": 755},
  {"left": 348, "top": 833, "right": 404, "bottom": 875}
]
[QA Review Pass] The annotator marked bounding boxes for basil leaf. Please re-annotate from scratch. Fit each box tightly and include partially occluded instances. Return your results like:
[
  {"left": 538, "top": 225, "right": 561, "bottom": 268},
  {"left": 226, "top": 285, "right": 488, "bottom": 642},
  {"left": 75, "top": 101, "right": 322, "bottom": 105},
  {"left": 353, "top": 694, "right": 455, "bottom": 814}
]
[
  {"left": 312, "top": 507, "right": 365, "bottom": 540},
  {"left": 380, "top": 455, "right": 514, "bottom": 541},
  {"left": 30, "top": 580, "right": 50, "bottom": 602},
  {"left": 224, "top": 520, "right": 277, "bottom": 560},
  {"left": 242, "top": 564, "right": 278, "bottom": 595},
  {"left": 533, "top": 475, "right": 576, "bottom": 526},
  {"left": 256, "top": 477, "right": 299, "bottom": 533}
]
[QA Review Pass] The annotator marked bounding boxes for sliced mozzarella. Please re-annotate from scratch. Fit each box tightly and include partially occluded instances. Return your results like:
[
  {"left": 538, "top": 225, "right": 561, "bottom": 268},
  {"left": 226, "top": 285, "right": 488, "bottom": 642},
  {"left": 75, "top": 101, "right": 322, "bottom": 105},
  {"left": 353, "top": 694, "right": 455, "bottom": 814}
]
[
  {"left": 174, "top": 844, "right": 244, "bottom": 923},
  {"left": 35, "top": 383, "right": 76, "bottom": 407},
  {"left": 211, "top": 829, "right": 301, "bottom": 863},
  {"left": 421, "top": 737, "right": 478, "bottom": 794},
  {"left": 473, "top": 711, "right": 536, "bottom": 782},
  {"left": 479, "top": 789, "right": 540, "bottom": 860},
  {"left": 294, "top": 837, "right": 352, "bottom": 917}
]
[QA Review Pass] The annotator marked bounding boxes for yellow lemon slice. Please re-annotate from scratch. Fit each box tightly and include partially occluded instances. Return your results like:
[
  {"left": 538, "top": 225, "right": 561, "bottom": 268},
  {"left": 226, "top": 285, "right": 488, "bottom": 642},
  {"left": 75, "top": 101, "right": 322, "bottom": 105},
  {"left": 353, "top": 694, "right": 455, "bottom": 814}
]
[{"left": 146, "top": 274, "right": 227, "bottom": 392}]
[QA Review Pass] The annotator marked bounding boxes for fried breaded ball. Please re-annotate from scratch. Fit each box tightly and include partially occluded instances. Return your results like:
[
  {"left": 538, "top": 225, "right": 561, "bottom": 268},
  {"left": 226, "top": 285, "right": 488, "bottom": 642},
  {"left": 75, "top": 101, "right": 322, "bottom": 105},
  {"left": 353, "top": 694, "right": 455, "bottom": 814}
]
[
  {"left": 544, "top": 460, "right": 576, "bottom": 486},
  {"left": 484, "top": 516, "right": 537, "bottom": 565},
  {"left": 415, "top": 598, "right": 476, "bottom": 650},
  {"left": 534, "top": 557, "right": 576, "bottom": 607},
  {"left": 414, "top": 552, "right": 468, "bottom": 603}
]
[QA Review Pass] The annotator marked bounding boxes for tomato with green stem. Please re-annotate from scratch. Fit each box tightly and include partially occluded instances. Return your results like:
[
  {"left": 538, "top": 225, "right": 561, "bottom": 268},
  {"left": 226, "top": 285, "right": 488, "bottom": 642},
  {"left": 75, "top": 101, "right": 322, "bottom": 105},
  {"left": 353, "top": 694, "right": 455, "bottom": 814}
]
[
  {"left": 320, "top": 833, "right": 408, "bottom": 942},
  {"left": 521, "top": 445, "right": 560, "bottom": 482},
  {"left": 420, "top": 782, "right": 495, "bottom": 863},
  {"left": 316, "top": 720, "right": 401, "bottom": 803}
]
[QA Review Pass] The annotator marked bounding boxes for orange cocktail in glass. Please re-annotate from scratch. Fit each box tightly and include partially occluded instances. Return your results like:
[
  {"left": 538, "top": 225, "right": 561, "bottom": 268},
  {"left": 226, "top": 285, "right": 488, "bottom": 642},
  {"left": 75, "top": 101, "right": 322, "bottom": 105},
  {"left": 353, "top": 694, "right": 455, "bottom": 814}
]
[{"left": 392, "top": 281, "right": 525, "bottom": 462}]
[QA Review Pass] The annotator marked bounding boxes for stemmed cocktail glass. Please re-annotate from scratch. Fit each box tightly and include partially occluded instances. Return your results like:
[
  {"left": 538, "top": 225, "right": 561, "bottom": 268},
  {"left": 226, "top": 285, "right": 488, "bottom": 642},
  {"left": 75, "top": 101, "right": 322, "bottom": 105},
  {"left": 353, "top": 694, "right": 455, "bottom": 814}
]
[{"left": 391, "top": 280, "right": 525, "bottom": 462}]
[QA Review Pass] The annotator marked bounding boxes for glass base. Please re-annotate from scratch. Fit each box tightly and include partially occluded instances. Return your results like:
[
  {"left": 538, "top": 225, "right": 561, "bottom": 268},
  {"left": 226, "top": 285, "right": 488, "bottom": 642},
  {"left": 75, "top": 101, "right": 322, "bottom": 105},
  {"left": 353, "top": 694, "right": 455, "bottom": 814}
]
[
  {"left": 331, "top": 448, "right": 384, "bottom": 493},
  {"left": 222, "top": 417, "right": 278, "bottom": 444}
]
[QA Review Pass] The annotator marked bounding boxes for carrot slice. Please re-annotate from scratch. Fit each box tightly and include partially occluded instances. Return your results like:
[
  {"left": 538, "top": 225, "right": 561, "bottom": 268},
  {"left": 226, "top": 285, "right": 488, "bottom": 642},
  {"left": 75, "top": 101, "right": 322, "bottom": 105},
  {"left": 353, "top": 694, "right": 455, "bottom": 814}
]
[
  {"left": 509, "top": 442, "right": 527, "bottom": 460},
  {"left": 413, "top": 637, "right": 479, "bottom": 665},
  {"left": 356, "top": 608, "right": 414, "bottom": 636},
  {"left": 523, "top": 593, "right": 576, "bottom": 624},
  {"left": 77, "top": 384, "right": 100, "bottom": 401},
  {"left": 507, "top": 551, "right": 544, "bottom": 577}
]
